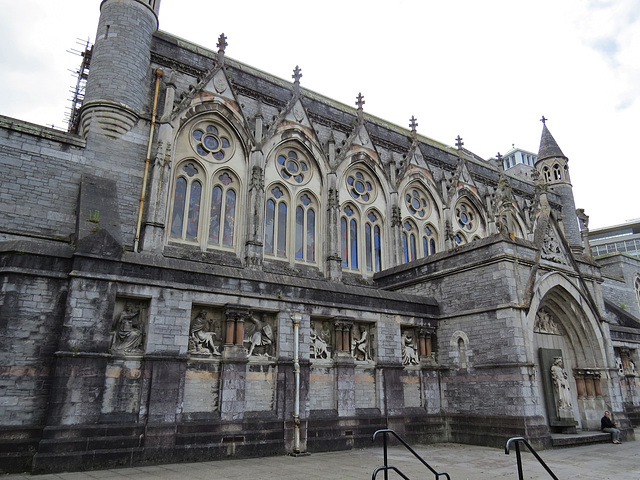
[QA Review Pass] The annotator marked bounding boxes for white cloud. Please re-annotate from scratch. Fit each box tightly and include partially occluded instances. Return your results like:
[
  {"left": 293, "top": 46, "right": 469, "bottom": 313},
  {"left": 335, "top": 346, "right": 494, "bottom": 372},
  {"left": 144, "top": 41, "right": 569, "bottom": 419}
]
[{"left": 0, "top": 0, "right": 637, "bottom": 228}]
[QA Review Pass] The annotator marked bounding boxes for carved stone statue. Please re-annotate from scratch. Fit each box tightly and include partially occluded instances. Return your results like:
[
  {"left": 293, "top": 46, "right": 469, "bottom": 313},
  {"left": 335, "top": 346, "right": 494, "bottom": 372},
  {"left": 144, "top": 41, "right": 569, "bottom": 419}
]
[
  {"left": 111, "top": 302, "right": 144, "bottom": 354},
  {"left": 551, "top": 357, "right": 572, "bottom": 411},
  {"left": 244, "top": 314, "right": 274, "bottom": 358},
  {"left": 401, "top": 331, "right": 419, "bottom": 365},
  {"left": 188, "top": 310, "right": 220, "bottom": 356},
  {"left": 542, "top": 224, "right": 566, "bottom": 264},
  {"left": 351, "top": 325, "right": 371, "bottom": 361},
  {"left": 534, "top": 309, "right": 560, "bottom": 335},
  {"left": 310, "top": 324, "right": 329, "bottom": 359}
]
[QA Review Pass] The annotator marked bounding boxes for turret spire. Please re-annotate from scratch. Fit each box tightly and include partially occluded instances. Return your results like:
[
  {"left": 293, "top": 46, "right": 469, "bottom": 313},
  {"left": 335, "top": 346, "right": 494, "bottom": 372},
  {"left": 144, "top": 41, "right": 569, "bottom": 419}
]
[{"left": 537, "top": 119, "right": 565, "bottom": 161}]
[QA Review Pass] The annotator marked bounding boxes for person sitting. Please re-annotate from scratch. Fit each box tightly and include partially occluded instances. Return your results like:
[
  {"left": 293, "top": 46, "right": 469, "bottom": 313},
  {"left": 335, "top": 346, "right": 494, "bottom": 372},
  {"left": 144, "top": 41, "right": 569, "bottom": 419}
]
[{"left": 601, "top": 410, "right": 622, "bottom": 444}]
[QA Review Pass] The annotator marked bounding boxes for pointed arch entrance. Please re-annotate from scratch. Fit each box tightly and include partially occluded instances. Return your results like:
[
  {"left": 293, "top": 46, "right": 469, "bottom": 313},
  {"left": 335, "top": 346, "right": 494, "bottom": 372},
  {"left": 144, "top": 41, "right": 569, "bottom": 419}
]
[{"left": 527, "top": 272, "right": 611, "bottom": 432}]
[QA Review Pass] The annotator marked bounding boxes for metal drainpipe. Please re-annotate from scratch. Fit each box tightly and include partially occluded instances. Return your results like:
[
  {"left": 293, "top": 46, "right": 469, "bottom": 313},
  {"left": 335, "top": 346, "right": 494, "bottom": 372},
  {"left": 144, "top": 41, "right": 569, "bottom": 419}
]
[
  {"left": 292, "top": 312, "right": 302, "bottom": 454},
  {"left": 134, "top": 68, "right": 163, "bottom": 252}
]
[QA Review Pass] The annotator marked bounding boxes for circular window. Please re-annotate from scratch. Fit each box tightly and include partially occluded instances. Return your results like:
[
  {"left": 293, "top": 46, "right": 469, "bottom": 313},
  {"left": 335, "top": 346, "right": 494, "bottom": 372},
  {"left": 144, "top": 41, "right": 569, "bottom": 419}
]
[
  {"left": 277, "top": 149, "right": 311, "bottom": 185},
  {"left": 346, "top": 169, "right": 376, "bottom": 204},
  {"left": 405, "top": 187, "right": 430, "bottom": 218},
  {"left": 190, "top": 123, "right": 234, "bottom": 162},
  {"left": 455, "top": 201, "right": 478, "bottom": 232}
]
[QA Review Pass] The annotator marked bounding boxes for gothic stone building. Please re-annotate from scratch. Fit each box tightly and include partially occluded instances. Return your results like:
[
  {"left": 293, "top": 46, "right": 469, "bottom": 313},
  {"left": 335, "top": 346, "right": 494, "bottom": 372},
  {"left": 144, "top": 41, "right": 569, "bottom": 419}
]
[{"left": 1, "top": 0, "right": 640, "bottom": 474}]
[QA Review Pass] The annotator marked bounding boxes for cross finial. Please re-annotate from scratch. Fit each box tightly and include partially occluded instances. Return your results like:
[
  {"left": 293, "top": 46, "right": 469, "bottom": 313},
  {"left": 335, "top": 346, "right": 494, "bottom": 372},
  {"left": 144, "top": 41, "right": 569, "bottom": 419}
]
[
  {"left": 540, "top": 115, "right": 547, "bottom": 125},
  {"left": 292, "top": 65, "right": 302, "bottom": 85},
  {"left": 496, "top": 152, "right": 502, "bottom": 161},
  {"left": 455, "top": 135, "right": 464, "bottom": 149},
  {"left": 356, "top": 93, "right": 365, "bottom": 111},
  {"left": 409, "top": 116, "right": 418, "bottom": 134},
  {"left": 217, "top": 33, "right": 228, "bottom": 55}
]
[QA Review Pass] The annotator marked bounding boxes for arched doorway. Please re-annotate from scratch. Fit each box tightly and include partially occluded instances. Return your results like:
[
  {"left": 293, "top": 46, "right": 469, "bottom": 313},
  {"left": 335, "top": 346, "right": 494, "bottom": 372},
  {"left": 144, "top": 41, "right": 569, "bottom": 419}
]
[{"left": 527, "top": 273, "right": 611, "bottom": 432}]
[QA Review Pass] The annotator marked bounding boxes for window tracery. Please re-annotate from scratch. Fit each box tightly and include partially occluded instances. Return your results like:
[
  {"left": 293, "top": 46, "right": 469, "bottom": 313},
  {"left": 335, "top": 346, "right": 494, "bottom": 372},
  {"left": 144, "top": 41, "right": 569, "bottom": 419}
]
[
  {"left": 401, "top": 184, "right": 438, "bottom": 263},
  {"left": 170, "top": 117, "right": 245, "bottom": 252},
  {"left": 346, "top": 169, "right": 376, "bottom": 204},
  {"left": 190, "top": 122, "right": 234, "bottom": 162},
  {"left": 277, "top": 149, "right": 311, "bottom": 185},
  {"left": 455, "top": 201, "right": 478, "bottom": 233}
]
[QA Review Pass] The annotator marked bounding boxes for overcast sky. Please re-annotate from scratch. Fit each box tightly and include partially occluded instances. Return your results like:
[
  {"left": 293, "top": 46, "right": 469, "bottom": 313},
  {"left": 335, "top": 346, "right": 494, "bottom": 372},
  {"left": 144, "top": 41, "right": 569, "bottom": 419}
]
[{"left": 1, "top": 0, "right": 638, "bottom": 229}]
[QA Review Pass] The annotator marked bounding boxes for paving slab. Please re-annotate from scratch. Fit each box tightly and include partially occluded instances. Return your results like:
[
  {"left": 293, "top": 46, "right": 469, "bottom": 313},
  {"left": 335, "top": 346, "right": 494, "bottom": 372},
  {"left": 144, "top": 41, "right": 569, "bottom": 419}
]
[{"left": 4, "top": 440, "right": 639, "bottom": 479}]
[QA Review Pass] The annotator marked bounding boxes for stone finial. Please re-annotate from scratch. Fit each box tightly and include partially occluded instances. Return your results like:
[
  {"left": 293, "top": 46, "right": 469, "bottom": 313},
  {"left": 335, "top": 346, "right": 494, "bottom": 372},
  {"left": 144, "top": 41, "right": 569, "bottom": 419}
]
[
  {"left": 217, "top": 33, "right": 228, "bottom": 64},
  {"left": 292, "top": 65, "right": 302, "bottom": 85},
  {"left": 356, "top": 93, "right": 365, "bottom": 111},
  {"left": 540, "top": 115, "right": 547, "bottom": 125},
  {"left": 409, "top": 116, "right": 418, "bottom": 133},
  {"left": 455, "top": 135, "right": 464, "bottom": 150}
]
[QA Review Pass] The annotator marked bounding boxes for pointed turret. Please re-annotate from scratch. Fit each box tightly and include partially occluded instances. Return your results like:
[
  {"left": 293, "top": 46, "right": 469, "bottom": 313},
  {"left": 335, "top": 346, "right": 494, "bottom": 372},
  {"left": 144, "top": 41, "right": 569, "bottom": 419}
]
[
  {"left": 538, "top": 123, "right": 566, "bottom": 160},
  {"left": 534, "top": 118, "right": 582, "bottom": 252}
]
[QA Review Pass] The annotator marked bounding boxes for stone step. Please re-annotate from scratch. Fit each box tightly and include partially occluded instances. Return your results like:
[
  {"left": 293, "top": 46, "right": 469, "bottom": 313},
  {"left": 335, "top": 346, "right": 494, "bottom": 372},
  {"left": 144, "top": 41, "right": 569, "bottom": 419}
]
[{"left": 551, "top": 432, "right": 611, "bottom": 447}]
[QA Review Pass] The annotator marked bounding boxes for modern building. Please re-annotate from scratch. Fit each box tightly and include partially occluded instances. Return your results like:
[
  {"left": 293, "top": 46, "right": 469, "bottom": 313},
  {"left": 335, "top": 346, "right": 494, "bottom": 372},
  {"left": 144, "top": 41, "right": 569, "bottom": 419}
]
[
  {"left": 1, "top": 0, "right": 639, "bottom": 474},
  {"left": 590, "top": 219, "right": 640, "bottom": 258}
]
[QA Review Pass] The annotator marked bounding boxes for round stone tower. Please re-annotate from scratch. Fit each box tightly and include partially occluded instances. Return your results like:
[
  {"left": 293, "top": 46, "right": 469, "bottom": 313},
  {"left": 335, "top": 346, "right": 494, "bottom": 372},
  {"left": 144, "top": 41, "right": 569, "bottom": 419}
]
[
  {"left": 79, "top": 0, "right": 161, "bottom": 138},
  {"left": 535, "top": 120, "right": 582, "bottom": 251}
]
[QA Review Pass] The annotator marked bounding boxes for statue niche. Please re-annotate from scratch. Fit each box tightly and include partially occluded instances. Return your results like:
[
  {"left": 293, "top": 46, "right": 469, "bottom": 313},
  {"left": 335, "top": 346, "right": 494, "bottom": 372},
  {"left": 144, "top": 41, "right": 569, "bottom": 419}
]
[
  {"left": 110, "top": 299, "right": 148, "bottom": 355},
  {"left": 539, "top": 348, "right": 577, "bottom": 432},
  {"left": 188, "top": 309, "right": 222, "bottom": 356},
  {"left": 401, "top": 328, "right": 419, "bottom": 366},
  {"left": 351, "top": 323, "right": 372, "bottom": 362},
  {"left": 244, "top": 313, "right": 275, "bottom": 358},
  {"left": 310, "top": 320, "right": 332, "bottom": 360}
]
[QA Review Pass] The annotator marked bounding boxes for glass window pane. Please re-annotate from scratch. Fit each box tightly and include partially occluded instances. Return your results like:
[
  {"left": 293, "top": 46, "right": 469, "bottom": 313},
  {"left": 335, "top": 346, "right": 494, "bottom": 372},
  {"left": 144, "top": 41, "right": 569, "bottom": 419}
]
[
  {"left": 186, "top": 181, "right": 201, "bottom": 240},
  {"left": 341, "top": 217, "right": 348, "bottom": 267},
  {"left": 277, "top": 202, "right": 287, "bottom": 257},
  {"left": 430, "top": 238, "right": 436, "bottom": 255},
  {"left": 403, "top": 232, "right": 409, "bottom": 264},
  {"left": 374, "top": 225, "right": 381, "bottom": 272},
  {"left": 171, "top": 177, "right": 187, "bottom": 237},
  {"left": 265, "top": 199, "right": 275, "bottom": 254},
  {"left": 350, "top": 219, "right": 358, "bottom": 269},
  {"left": 423, "top": 237, "right": 428, "bottom": 258},
  {"left": 366, "top": 223, "right": 373, "bottom": 271},
  {"left": 295, "top": 206, "right": 304, "bottom": 259},
  {"left": 209, "top": 185, "right": 222, "bottom": 243},
  {"left": 307, "top": 209, "right": 315, "bottom": 262},
  {"left": 222, "top": 189, "right": 236, "bottom": 246},
  {"left": 410, "top": 233, "right": 417, "bottom": 262}
]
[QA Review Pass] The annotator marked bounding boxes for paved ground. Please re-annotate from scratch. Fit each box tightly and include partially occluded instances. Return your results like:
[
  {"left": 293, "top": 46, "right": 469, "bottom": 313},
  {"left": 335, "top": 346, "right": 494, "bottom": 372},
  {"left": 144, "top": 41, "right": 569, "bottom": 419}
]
[{"left": 4, "top": 440, "right": 639, "bottom": 479}]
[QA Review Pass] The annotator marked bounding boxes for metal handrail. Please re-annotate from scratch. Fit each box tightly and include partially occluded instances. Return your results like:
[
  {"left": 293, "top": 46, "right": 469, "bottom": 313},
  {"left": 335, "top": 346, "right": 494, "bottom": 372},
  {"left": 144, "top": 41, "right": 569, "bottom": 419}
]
[
  {"left": 372, "top": 429, "right": 451, "bottom": 480},
  {"left": 505, "top": 437, "right": 558, "bottom": 480}
]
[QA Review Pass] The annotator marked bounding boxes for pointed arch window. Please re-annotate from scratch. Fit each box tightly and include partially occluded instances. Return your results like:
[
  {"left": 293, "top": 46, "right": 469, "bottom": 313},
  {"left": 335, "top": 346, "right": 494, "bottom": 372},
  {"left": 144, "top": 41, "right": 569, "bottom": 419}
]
[
  {"left": 365, "top": 210, "right": 382, "bottom": 272},
  {"left": 402, "top": 220, "right": 418, "bottom": 263},
  {"left": 553, "top": 163, "right": 562, "bottom": 180},
  {"left": 635, "top": 275, "right": 640, "bottom": 312},
  {"left": 542, "top": 166, "right": 552, "bottom": 182},
  {"left": 423, "top": 225, "right": 437, "bottom": 256},
  {"left": 170, "top": 162, "right": 204, "bottom": 242},
  {"left": 295, "top": 193, "right": 316, "bottom": 263},
  {"left": 341, "top": 205, "right": 358, "bottom": 269},
  {"left": 265, "top": 186, "right": 288, "bottom": 258},
  {"left": 208, "top": 171, "right": 237, "bottom": 247},
  {"left": 403, "top": 184, "right": 438, "bottom": 260}
]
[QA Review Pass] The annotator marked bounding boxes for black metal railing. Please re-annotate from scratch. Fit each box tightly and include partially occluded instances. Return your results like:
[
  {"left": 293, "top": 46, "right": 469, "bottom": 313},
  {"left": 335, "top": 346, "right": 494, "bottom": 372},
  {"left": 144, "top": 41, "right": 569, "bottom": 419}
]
[
  {"left": 505, "top": 437, "right": 558, "bottom": 480},
  {"left": 372, "top": 429, "right": 451, "bottom": 480}
]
